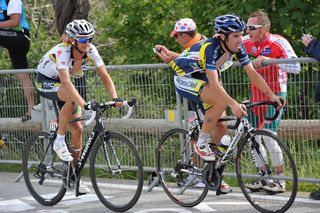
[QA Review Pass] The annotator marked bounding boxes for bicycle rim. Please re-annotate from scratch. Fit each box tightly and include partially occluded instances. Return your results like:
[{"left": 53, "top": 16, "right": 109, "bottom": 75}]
[
  {"left": 156, "top": 128, "right": 209, "bottom": 207},
  {"left": 236, "top": 129, "right": 298, "bottom": 213},
  {"left": 90, "top": 132, "right": 143, "bottom": 212},
  {"left": 22, "top": 132, "right": 66, "bottom": 206}
]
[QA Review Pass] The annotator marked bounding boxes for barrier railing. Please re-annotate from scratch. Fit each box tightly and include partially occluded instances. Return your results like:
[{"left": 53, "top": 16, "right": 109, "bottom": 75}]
[{"left": 0, "top": 58, "right": 319, "bottom": 185}]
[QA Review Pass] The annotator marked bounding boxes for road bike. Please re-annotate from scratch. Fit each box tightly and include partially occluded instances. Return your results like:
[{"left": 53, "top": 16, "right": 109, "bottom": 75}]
[
  {"left": 156, "top": 100, "right": 298, "bottom": 213},
  {"left": 22, "top": 99, "right": 144, "bottom": 212}
]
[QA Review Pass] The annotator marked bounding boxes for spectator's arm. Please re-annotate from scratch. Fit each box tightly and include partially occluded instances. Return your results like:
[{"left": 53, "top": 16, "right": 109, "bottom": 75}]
[
  {"left": 0, "top": 13, "right": 21, "bottom": 29},
  {"left": 305, "top": 39, "right": 320, "bottom": 61},
  {"left": 278, "top": 59, "right": 301, "bottom": 74}
]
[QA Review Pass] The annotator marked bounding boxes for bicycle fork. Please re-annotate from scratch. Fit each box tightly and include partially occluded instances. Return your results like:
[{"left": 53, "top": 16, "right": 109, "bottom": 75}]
[
  {"left": 102, "top": 132, "right": 122, "bottom": 174},
  {"left": 247, "top": 132, "right": 272, "bottom": 179}
]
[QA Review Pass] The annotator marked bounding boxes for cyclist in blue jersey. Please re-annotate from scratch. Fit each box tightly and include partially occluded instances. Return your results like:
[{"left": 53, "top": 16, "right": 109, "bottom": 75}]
[{"left": 168, "top": 14, "right": 284, "bottom": 162}]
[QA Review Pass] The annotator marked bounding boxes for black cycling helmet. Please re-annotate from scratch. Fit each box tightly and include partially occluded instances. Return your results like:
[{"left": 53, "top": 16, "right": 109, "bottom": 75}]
[{"left": 214, "top": 14, "right": 246, "bottom": 34}]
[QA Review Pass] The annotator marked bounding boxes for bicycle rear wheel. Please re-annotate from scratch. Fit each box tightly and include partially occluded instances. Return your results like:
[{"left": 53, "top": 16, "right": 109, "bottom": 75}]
[
  {"left": 90, "top": 132, "right": 143, "bottom": 212},
  {"left": 22, "top": 132, "right": 66, "bottom": 206},
  {"left": 235, "top": 129, "right": 298, "bottom": 213},
  {"left": 156, "top": 128, "right": 209, "bottom": 207}
]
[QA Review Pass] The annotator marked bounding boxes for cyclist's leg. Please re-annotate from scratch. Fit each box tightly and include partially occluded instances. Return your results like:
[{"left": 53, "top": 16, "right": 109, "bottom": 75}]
[
  {"left": 174, "top": 76, "right": 224, "bottom": 161},
  {"left": 69, "top": 106, "right": 83, "bottom": 160},
  {"left": 64, "top": 106, "right": 89, "bottom": 194},
  {"left": 35, "top": 75, "right": 74, "bottom": 161}
]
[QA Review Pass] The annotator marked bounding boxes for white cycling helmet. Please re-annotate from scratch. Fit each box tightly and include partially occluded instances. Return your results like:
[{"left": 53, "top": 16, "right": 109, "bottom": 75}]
[{"left": 65, "top": 19, "right": 94, "bottom": 39}]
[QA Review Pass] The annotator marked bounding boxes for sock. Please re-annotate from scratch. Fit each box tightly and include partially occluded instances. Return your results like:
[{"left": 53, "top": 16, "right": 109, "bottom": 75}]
[
  {"left": 197, "top": 132, "right": 211, "bottom": 146},
  {"left": 55, "top": 134, "right": 65, "bottom": 144}
]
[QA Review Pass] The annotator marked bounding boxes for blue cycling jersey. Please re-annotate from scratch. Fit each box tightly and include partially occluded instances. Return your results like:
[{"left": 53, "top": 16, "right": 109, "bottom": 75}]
[{"left": 169, "top": 37, "right": 251, "bottom": 77}]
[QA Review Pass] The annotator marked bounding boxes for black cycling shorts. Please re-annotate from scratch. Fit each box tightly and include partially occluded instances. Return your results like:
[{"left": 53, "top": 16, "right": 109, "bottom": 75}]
[{"left": 0, "top": 29, "right": 30, "bottom": 69}]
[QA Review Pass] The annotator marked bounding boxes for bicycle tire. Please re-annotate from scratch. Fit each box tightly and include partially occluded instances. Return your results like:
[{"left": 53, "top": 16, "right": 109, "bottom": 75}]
[
  {"left": 22, "top": 131, "right": 66, "bottom": 206},
  {"left": 156, "top": 128, "right": 209, "bottom": 207},
  {"left": 90, "top": 131, "right": 143, "bottom": 212},
  {"left": 235, "top": 129, "right": 298, "bottom": 213}
]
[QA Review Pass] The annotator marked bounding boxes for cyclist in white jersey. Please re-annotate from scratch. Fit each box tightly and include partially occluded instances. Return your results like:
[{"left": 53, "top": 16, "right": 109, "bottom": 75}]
[{"left": 35, "top": 19, "right": 123, "bottom": 193}]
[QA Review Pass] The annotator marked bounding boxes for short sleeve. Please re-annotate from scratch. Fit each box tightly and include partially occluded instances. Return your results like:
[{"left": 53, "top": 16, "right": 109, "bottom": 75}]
[
  {"left": 7, "top": 0, "right": 22, "bottom": 15},
  {"left": 87, "top": 44, "right": 105, "bottom": 68},
  {"left": 236, "top": 43, "right": 251, "bottom": 66}
]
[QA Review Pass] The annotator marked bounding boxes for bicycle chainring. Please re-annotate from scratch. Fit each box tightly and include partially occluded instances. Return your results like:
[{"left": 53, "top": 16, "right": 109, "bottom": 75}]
[{"left": 203, "top": 163, "right": 221, "bottom": 191}]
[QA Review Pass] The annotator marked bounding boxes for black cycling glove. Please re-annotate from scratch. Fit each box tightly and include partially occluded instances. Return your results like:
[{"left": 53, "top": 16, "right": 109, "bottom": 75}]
[
  {"left": 84, "top": 101, "right": 99, "bottom": 111},
  {"left": 112, "top": 98, "right": 124, "bottom": 103}
]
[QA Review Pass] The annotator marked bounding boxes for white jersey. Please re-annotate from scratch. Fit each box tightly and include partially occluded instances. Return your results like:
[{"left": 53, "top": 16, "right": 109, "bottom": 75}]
[{"left": 37, "top": 42, "right": 105, "bottom": 79}]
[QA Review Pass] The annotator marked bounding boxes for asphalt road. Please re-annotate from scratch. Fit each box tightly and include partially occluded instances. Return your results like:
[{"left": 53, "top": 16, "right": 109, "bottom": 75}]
[{"left": 0, "top": 172, "right": 319, "bottom": 213}]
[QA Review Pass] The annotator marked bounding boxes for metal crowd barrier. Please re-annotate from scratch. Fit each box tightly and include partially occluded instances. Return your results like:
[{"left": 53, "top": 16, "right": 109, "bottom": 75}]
[{"left": 0, "top": 58, "right": 320, "bottom": 186}]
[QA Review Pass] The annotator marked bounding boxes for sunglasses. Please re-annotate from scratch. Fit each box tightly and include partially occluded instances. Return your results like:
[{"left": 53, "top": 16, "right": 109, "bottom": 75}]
[
  {"left": 76, "top": 37, "right": 93, "bottom": 44},
  {"left": 247, "top": 24, "right": 265, "bottom": 31}
]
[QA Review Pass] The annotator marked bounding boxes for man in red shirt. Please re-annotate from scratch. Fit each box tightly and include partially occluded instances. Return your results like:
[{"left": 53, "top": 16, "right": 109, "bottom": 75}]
[{"left": 243, "top": 10, "right": 300, "bottom": 193}]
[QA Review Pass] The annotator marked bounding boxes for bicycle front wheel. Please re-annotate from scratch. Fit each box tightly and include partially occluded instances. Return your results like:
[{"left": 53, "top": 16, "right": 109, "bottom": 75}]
[
  {"left": 22, "top": 132, "right": 66, "bottom": 206},
  {"left": 235, "top": 129, "right": 298, "bottom": 213},
  {"left": 156, "top": 128, "right": 209, "bottom": 207},
  {"left": 90, "top": 132, "right": 143, "bottom": 212}
]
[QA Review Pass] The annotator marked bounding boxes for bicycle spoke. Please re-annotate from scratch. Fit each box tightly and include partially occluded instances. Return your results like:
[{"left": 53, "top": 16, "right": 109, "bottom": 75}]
[
  {"left": 90, "top": 132, "right": 143, "bottom": 212},
  {"left": 156, "top": 128, "right": 208, "bottom": 207},
  {"left": 236, "top": 129, "right": 298, "bottom": 213},
  {"left": 22, "top": 132, "right": 66, "bottom": 206}
]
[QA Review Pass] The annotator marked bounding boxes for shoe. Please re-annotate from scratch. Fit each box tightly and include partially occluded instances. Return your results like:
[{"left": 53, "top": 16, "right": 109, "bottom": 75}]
[
  {"left": 220, "top": 180, "right": 232, "bottom": 194},
  {"left": 79, "top": 180, "right": 90, "bottom": 194},
  {"left": 53, "top": 140, "right": 73, "bottom": 162},
  {"left": 194, "top": 143, "right": 215, "bottom": 161},
  {"left": 32, "top": 103, "right": 42, "bottom": 111},
  {"left": 193, "top": 177, "right": 206, "bottom": 188},
  {"left": 21, "top": 114, "right": 31, "bottom": 122},
  {"left": 245, "top": 180, "right": 263, "bottom": 191},
  {"left": 262, "top": 182, "right": 286, "bottom": 193},
  {"left": 309, "top": 191, "right": 320, "bottom": 200}
]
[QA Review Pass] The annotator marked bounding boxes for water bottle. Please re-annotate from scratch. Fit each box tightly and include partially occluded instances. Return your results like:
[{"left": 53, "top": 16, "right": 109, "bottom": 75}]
[{"left": 217, "top": 135, "right": 231, "bottom": 157}]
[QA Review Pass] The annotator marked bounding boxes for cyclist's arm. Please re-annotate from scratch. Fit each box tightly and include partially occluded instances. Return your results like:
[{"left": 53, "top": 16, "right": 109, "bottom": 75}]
[
  {"left": 243, "top": 63, "right": 282, "bottom": 106},
  {"left": 58, "top": 68, "right": 86, "bottom": 107},
  {"left": 96, "top": 65, "right": 118, "bottom": 99}
]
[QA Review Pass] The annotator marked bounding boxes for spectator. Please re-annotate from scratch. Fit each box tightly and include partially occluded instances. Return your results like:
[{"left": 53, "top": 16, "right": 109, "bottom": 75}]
[
  {"left": 155, "top": 18, "right": 214, "bottom": 190},
  {"left": 302, "top": 33, "right": 320, "bottom": 200},
  {"left": 0, "top": 0, "right": 35, "bottom": 122},
  {"left": 155, "top": 18, "right": 206, "bottom": 63},
  {"left": 243, "top": 10, "right": 301, "bottom": 193},
  {"left": 53, "top": 0, "right": 89, "bottom": 101}
]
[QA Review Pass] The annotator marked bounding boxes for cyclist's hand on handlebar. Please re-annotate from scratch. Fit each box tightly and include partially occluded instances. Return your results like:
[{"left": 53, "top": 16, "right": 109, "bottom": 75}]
[
  {"left": 112, "top": 98, "right": 124, "bottom": 107},
  {"left": 270, "top": 95, "right": 286, "bottom": 110},
  {"left": 84, "top": 101, "right": 99, "bottom": 111},
  {"left": 230, "top": 102, "right": 247, "bottom": 118}
]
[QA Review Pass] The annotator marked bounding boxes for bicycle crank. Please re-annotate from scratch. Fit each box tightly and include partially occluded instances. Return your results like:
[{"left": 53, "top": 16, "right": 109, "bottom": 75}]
[
  {"left": 203, "top": 162, "right": 221, "bottom": 191},
  {"left": 62, "top": 162, "right": 77, "bottom": 189}
]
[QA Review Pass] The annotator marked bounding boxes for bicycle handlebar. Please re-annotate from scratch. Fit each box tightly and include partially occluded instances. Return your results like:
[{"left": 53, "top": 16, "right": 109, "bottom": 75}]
[
  {"left": 226, "top": 98, "right": 285, "bottom": 129},
  {"left": 84, "top": 99, "right": 136, "bottom": 126}
]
